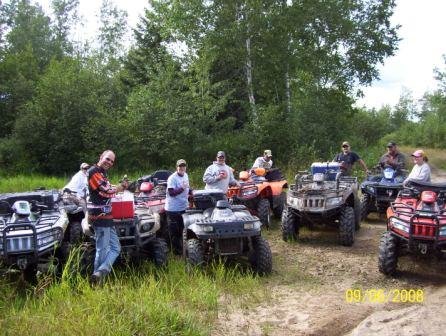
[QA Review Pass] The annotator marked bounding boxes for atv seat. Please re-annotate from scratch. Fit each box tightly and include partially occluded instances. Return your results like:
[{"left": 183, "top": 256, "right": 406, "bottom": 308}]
[
  {"left": 265, "top": 168, "right": 285, "bottom": 182},
  {"left": 406, "top": 180, "right": 446, "bottom": 193}
]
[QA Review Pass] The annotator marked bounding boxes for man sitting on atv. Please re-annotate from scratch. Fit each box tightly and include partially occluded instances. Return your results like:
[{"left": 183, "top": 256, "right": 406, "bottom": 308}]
[
  {"left": 252, "top": 149, "right": 273, "bottom": 170},
  {"left": 378, "top": 141, "right": 406, "bottom": 172}
]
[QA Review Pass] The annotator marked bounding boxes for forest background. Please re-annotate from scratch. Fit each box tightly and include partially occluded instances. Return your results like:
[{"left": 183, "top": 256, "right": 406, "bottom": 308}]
[{"left": 1, "top": 0, "right": 446, "bottom": 178}]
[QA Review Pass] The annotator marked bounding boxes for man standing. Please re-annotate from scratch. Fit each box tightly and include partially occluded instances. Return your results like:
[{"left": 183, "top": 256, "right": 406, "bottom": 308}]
[
  {"left": 378, "top": 141, "right": 406, "bottom": 171},
  {"left": 165, "top": 159, "right": 191, "bottom": 255},
  {"left": 333, "top": 141, "right": 369, "bottom": 175},
  {"left": 87, "top": 150, "right": 124, "bottom": 283},
  {"left": 64, "top": 162, "right": 90, "bottom": 199},
  {"left": 252, "top": 149, "right": 273, "bottom": 170},
  {"left": 203, "top": 151, "right": 238, "bottom": 193}
]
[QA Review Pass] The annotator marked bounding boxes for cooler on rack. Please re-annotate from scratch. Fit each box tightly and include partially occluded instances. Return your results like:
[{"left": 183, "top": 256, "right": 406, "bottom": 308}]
[{"left": 112, "top": 191, "right": 135, "bottom": 219}]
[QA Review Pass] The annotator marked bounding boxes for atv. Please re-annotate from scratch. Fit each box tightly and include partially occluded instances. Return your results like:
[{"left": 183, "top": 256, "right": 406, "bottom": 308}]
[
  {"left": 227, "top": 168, "right": 288, "bottom": 228},
  {"left": 81, "top": 190, "right": 168, "bottom": 271},
  {"left": 360, "top": 166, "right": 407, "bottom": 220},
  {"left": 378, "top": 180, "right": 446, "bottom": 276},
  {"left": 182, "top": 189, "right": 272, "bottom": 274},
  {"left": 0, "top": 189, "right": 69, "bottom": 281},
  {"left": 281, "top": 162, "right": 360, "bottom": 246}
]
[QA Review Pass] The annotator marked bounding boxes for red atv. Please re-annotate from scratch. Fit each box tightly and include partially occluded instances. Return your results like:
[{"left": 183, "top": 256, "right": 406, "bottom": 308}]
[
  {"left": 227, "top": 168, "right": 288, "bottom": 227},
  {"left": 378, "top": 180, "right": 446, "bottom": 275}
]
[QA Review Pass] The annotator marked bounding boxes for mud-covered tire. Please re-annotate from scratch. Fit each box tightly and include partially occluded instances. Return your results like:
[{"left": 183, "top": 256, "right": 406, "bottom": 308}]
[
  {"left": 23, "top": 264, "right": 38, "bottom": 284},
  {"left": 257, "top": 198, "right": 271, "bottom": 228},
  {"left": 148, "top": 238, "right": 168, "bottom": 267},
  {"left": 378, "top": 231, "right": 398, "bottom": 275},
  {"left": 69, "top": 221, "right": 83, "bottom": 244},
  {"left": 79, "top": 243, "right": 95, "bottom": 276},
  {"left": 339, "top": 206, "right": 355, "bottom": 246},
  {"left": 186, "top": 238, "right": 204, "bottom": 267},
  {"left": 249, "top": 236, "right": 272, "bottom": 275},
  {"left": 354, "top": 201, "right": 361, "bottom": 231},
  {"left": 272, "top": 192, "right": 286, "bottom": 219},
  {"left": 360, "top": 194, "right": 371, "bottom": 221},
  {"left": 281, "top": 207, "right": 298, "bottom": 241}
]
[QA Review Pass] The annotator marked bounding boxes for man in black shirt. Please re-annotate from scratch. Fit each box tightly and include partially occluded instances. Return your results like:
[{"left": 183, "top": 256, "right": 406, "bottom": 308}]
[{"left": 333, "top": 141, "right": 369, "bottom": 175}]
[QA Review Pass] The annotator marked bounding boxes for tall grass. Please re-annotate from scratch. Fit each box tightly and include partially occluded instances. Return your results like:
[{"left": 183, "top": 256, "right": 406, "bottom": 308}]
[{"left": 0, "top": 250, "right": 261, "bottom": 336}]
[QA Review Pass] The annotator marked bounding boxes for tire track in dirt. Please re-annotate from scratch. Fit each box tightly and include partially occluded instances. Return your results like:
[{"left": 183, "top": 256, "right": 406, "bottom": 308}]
[{"left": 214, "top": 164, "right": 446, "bottom": 336}]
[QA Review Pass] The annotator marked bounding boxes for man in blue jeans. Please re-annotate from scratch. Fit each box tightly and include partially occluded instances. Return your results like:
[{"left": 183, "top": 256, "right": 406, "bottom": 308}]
[{"left": 87, "top": 150, "right": 126, "bottom": 283}]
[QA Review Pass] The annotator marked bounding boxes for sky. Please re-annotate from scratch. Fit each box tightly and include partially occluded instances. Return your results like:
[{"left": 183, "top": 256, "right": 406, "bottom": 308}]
[{"left": 35, "top": 0, "right": 446, "bottom": 110}]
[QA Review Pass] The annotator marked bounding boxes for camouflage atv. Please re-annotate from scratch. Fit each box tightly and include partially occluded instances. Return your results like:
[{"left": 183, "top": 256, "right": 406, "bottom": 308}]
[{"left": 282, "top": 162, "right": 361, "bottom": 246}]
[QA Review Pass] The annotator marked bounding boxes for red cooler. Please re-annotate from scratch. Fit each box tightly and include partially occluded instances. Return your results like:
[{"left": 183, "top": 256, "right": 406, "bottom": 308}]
[{"left": 111, "top": 191, "right": 135, "bottom": 219}]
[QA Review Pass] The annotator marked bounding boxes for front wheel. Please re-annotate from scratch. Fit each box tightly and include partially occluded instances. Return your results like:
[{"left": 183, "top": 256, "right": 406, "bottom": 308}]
[
  {"left": 257, "top": 198, "right": 271, "bottom": 228},
  {"left": 360, "top": 194, "right": 371, "bottom": 221},
  {"left": 69, "top": 220, "right": 84, "bottom": 244},
  {"left": 378, "top": 231, "right": 398, "bottom": 275},
  {"left": 148, "top": 238, "right": 168, "bottom": 268},
  {"left": 339, "top": 206, "right": 355, "bottom": 246},
  {"left": 249, "top": 236, "right": 272, "bottom": 275},
  {"left": 186, "top": 238, "right": 204, "bottom": 267},
  {"left": 281, "top": 207, "right": 299, "bottom": 242}
]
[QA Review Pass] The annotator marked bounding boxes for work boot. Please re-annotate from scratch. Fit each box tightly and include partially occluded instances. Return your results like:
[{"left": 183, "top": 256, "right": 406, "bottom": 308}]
[{"left": 90, "top": 270, "right": 107, "bottom": 285}]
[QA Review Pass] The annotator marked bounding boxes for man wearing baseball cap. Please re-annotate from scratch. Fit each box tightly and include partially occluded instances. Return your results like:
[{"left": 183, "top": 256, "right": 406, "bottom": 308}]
[
  {"left": 165, "top": 159, "right": 191, "bottom": 255},
  {"left": 252, "top": 149, "right": 273, "bottom": 170},
  {"left": 203, "top": 151, "right": 238, "bottom": 192},
  {"left": 378, "top": 141, "right": 406, "bottom": 171},
  {"left": 333, "top": 141, "right": 369, "bottom": 175},
  {"left": 63, "top": 162, "right": 90, "bottom": 199}
]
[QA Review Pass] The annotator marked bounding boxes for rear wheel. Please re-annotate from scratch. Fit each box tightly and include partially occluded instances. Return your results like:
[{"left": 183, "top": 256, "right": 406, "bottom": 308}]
[
  {"left": 148, "top": 238, "right": 168, "bottom": 267},
  {"left": 378, "top": 231, "right": 398, "bottom": 275},
  {"left": 339, "top": 206, "right": 355, "bottom": 246},
  {"left": 23, "top": 264, "right": 38, "bottom": 284},
  {"left": 281, "top": 207, "right": 299, "bottom": 241},
  {"left": 186, "top": 238, "right": 204, "bottom": 267},
  {"left": 257, "top": 198, "right": 271, "bottom": 228},
  {"left": 249, "top": 236, "right": 272, "bottom": 275},
  {"left": 272, "top": 192, "right": 286, "bottom": 219},
  {"left": 360, "top": 194, "right": 371, "bottom": 221},
  {"left": 69, "top": 221, "right": 83, "bottom": 244}
]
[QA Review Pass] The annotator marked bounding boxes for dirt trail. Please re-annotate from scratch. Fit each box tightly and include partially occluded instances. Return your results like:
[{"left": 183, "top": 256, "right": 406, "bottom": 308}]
[{"left": 214, "top": 168, "right": 446, "bottom": 336}]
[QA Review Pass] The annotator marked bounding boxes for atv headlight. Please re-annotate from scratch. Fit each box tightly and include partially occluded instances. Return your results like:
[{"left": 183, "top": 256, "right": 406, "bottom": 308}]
[
  {"left": 326, "top": 197, "right": 342, "bottom": 206},
  {"left": 366, "top": 186, "right": 375, "bottom": 194},
  {"left": 244, "top": 221, "right": 260, "bottom": 230},
  {"left": 201, "top": 225, "right": 214, "bottom": 233},
  {"left": 439, "top": 226, "right": 446, "bottom": 236},
  {"left": 390, "top": 217, "right": 409, "bottom": 233}
]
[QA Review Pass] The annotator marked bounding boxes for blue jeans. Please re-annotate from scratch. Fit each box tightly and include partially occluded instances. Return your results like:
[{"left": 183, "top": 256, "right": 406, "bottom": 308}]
[{"left": 93, "top": 226, "right": 121, "bottom": 274}]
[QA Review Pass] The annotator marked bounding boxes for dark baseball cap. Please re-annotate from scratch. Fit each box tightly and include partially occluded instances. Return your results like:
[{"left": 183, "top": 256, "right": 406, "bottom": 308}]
[{"left": 387, "top": 141, "right": 396, "bottom": 147}]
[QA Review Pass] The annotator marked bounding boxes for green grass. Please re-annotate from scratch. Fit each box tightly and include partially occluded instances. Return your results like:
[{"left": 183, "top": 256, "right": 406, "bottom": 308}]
[{"left": 0, "top": 252, "right": 262, "bottom": 336}]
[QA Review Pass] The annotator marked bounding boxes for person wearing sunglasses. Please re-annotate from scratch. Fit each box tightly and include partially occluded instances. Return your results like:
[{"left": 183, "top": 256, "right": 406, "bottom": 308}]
[
  {"left": 87, "top": 150, "right": 127, "bottom": 284},
  {"left": 333, "top": 141, "right": 369, "bottom": 176},
  {"left": 203, "top": 151, "right": 239, "bottom": 192}
]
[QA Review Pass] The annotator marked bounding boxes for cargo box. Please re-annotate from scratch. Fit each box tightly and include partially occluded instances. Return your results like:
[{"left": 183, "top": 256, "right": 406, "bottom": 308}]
[{"left": 310, "top": 162, "right": 341, "bottom": 181}]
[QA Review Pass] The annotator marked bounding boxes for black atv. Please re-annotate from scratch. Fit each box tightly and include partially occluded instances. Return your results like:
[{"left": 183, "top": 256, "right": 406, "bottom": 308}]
[
  {"left": 182, "top": 189, "right": 272, "bottom": 275},
  {"left": 0, "top": 189, "right": 69, "bottom": 281},
  {"left": 282, "top": 162, "right": 360, "bottom": 246}
]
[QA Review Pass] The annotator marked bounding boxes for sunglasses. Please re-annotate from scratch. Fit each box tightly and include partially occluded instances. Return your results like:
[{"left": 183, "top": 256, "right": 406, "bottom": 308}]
[{"left": 342, "top": 145, "right": 349, "bottom": 148}]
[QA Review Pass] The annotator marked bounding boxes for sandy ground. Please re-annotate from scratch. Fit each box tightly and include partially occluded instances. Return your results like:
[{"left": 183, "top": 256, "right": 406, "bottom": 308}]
[{"left": 214, "top": 169, "right": 446, "bottom": 336}]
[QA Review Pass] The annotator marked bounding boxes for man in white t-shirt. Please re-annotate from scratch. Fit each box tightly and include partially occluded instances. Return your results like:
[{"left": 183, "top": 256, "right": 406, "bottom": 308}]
[
  {"left": 64, "top": 162, "right": 90, "bottom": 199},
  {"left": 252, "top": 149, "right": 273, "bottom": 170},
  {"left": 165, "top": 159, "right": 191, "bottom": 255}
]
